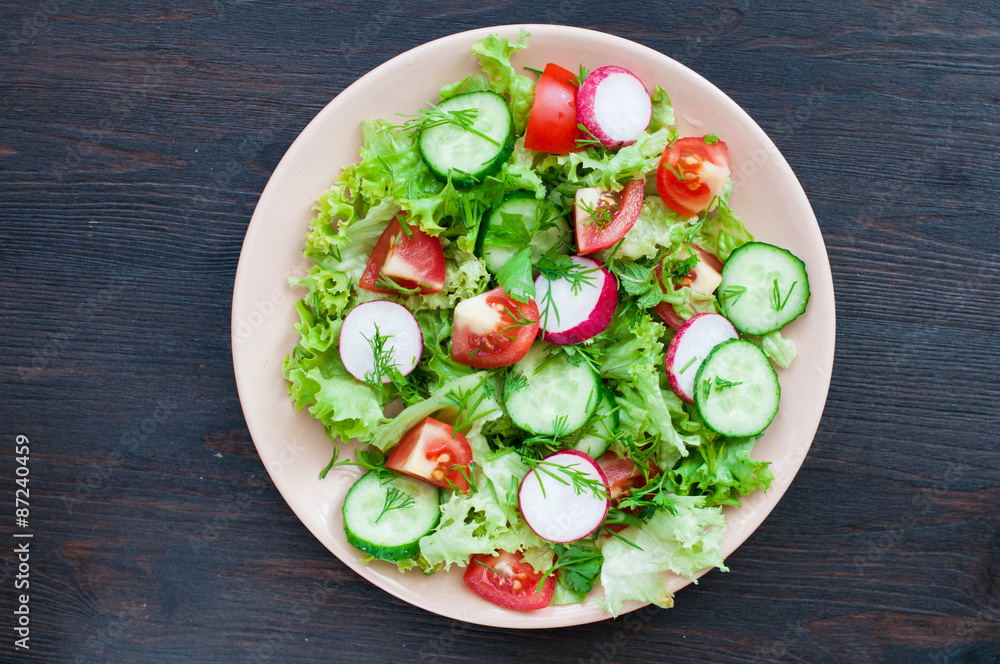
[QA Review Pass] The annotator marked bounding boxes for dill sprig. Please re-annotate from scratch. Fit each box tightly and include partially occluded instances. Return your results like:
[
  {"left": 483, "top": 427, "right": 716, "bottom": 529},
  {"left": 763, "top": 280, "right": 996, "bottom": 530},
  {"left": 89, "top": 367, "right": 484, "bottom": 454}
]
[
  {"left": 400, "top": 103, "right": 501, "bottom": 148},
  {"left": 575, "top": 123, "right": 603, "bottom": 149},
  {"left": 769, "top": 279, "right": 798, "bottom": 312},
  {"left": 441, "top": 375, "right": 498, "bottom": 436},
  {"left": 376, "top": 485, "right": 415, "bottom": 523},
  {"left": 522, "top": 456, "right": 609, "bottom": 502},
  {"left": 719, "top": 285, "right": 747, "bottom": 308},
  {"left": 374, "top": 274, "right": 423, "bottom": 295}
]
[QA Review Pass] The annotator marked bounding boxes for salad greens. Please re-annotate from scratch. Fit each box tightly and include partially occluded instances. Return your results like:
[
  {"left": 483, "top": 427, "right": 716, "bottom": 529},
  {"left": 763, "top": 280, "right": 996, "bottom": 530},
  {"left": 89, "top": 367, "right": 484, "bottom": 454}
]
[{"left": 283, "top": 29, "right": 784, "bottom": 616}]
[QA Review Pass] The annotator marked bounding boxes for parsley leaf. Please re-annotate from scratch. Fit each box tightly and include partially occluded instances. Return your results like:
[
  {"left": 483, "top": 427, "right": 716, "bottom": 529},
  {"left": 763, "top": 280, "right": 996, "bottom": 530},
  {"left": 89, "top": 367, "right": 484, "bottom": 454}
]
[{"left": 495, "top": 247, "right": 535, "bottom": 303}]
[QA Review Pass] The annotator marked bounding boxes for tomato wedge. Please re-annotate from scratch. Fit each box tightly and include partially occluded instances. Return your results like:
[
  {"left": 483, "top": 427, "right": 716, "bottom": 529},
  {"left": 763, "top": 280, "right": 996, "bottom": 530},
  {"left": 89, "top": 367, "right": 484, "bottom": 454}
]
[
  {"left": 451, "top": 287, "right": 539, "bottom": 369},
  {"left": 574, "top": 179, "right": 645, "bottom": 255},
  {"left": 463, "top": 550, "right": 555, "bottom": 610},
  {"left": 359, "top": 217, "right": 446, "bottom": 294},
  {"left": 385, "top": 417, "right": 473, "bottom": 491},
  {"left": 523, "top": 63, "right": 580, "bottom": 154},
  {"left": 596, "top": 452, "right": 648, "bottom": 507},
  {"left": 656, "top": 137, "right": 730, "bottom": 218},
  {"left": 653, "top": 244, "right": 724, "bottom": 330}
]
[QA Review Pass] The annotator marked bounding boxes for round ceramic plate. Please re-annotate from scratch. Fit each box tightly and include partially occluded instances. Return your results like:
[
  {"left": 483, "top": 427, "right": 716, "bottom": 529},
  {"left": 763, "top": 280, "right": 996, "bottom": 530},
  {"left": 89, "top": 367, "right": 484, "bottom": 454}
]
[{"left": 232, "top": 24, "right": 835, "bottom": 629}]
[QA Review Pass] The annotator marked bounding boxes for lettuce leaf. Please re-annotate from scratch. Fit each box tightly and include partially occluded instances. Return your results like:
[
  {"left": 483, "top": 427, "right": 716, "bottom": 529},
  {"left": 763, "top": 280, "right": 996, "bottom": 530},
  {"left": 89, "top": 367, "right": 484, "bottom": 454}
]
[
  {"left": 538, "top": 127, "right": 672, "bottom": 191},
  {"left": 669, "top": 438, "right": 774, "bottom": 507},
  {"left": 282, "top": 300, "right": 387, "bottom": 447},
  {"left": 695, "top": 198, "right": 753, "bottom": 262},
  {"left": 757, "top": 329, "right": 798, "bottom": 368},
  {"left": 419, "top": 469, "right": 544, "bottom": 571},
  {"left": 599, "top": 495, "right": 728, "bottom": 617},
  {"left": 471, "top": 29, "right": 535, "bottom": 134}
]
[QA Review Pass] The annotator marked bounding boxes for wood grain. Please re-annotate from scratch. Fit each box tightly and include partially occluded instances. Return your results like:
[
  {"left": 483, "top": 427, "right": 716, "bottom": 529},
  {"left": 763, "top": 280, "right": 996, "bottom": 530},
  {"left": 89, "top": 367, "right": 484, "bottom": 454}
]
[{"left": 2, "top": 1, "right": 999, "bottom": 662}]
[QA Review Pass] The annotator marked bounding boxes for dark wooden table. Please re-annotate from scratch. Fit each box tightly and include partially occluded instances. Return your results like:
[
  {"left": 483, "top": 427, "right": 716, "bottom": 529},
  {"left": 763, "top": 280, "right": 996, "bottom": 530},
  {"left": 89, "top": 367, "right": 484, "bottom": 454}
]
[{"left": 3, "top": 2, "right": 999, "bottom": 662}]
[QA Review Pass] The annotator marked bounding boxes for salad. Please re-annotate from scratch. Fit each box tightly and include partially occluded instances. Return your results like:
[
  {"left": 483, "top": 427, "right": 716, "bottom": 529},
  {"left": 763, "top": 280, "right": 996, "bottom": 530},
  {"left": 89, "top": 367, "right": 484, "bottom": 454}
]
[{"left": 282, "top": 30, "right": 810, "bottom": 616}]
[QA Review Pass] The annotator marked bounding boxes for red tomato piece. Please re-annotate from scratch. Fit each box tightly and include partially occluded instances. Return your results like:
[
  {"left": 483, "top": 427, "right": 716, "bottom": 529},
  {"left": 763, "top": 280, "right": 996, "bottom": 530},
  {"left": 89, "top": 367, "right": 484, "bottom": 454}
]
[
  {"left": 656, "top": 137, "right": 730, "bottom": 218},
  {"left": 358, "top": 217, "right": 446, "bottom": 294},
  {"left": 464, "top": 550, "right": 555, "bottom": 610},
  {"left": 385, "top": 417, "right": 473, "bottom": 491},
  {"left": 451, "top": 287, "right": 539, "bottom": 369},
  {"left": 523, "top": 63, "right": 580, "bottom": 154},
  {"left": 596, "top": 452, "right": 648, "bottom": 507},
  {"left": 574, "top": 179, "right": 645, "bottom": 255},
  {"left": 653, "top": 244, "right": 724, "bottom": 330}
]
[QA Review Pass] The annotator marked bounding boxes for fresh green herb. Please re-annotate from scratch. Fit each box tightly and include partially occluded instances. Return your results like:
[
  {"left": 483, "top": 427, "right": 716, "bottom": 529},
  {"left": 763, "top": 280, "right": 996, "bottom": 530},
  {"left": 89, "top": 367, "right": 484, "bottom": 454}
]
[
  {"left": 487, "top": 211, "right": 535, "bottom": 248},
  {"left": 714, "top": 376, "right": 743, "bottom": 390},
  {"left": 536, "top": 543, "right": 603, "bottom": 595},
  {"left": 660, "top": 160, "right": 686, "bottom": 182},
  {"left": 704, "top": 133, "right": 720, "bottom": 144},
  {"left": 474, "top": 558, "right": 510, "bottom": 578},
  {"left": 769, "top": 279, "right": 798, "bottom": 312},
  {"left": 535, "top": 252, "right": 599, "bottom": 329},
  {"left": 679, "top": 355, "right": 698, "bottom": 375},
  {"left": 720, "top": 285, "right": 747, "bottom": 307},
  {"left": 503, "top": 370, "right": 528, "bottom": 396},
  {"left": 441, "top": 375, "right": 498, "bottom": 436},
  {"left": 522, "top": 456, "right": 609, "bottom": 502},
  {"left": 571, "top": 64, "right": 589, "bottom": 88},
  {"left": 523, "top": 65, "right": 544, "bottom": 77},
  {"left": 374, "top": 274, "right": 423, "bottom": 296},
  {"left": 575, "top": 123, "right": 603, "bottom": 149},
  {"left": 376, "top": 485, "right": 415, "bottom": 522},
  {"left": 400, "top": 103, "right": 500, "bottom": 148},
  {"left": 495, "top": 247, "right": 535, "bottom": 303},
  {"left": 361, "top": 325, "right": 398, "bottom": 392},
  {"left": 445, "top": 461, "right": 478, "bottom": 494}
]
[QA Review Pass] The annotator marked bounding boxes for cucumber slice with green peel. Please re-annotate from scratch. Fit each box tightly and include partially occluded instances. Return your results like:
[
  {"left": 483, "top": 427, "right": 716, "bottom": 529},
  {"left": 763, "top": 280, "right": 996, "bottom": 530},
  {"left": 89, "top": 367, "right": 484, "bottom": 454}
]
[
  {"left": 718, "top": 242, "right": 810, "bottom": 336},
  {"left": 693, "top": 339, "right": 780, "bottom": 438},
  {"left": 417, "top": 91, "right": 514, "bottom": 189},
  {"left": 342, "top": 470, "right": 441, "bottom": 562},
  {"left": 477, "top": 192, "right": 570, "bottom": 275},
  {"left": 566, "top": 386, "right": 618, "bottom": 459},
  {"left": 503, "top": 344, "right": 600, "bottom": 437}
]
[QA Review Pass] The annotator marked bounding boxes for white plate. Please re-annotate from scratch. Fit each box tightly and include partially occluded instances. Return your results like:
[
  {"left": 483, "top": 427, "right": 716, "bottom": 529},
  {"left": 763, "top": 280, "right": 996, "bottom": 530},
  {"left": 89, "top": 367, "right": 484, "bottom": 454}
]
[{"left": 232, "top": 24, "right": 835, "bottom": 629}]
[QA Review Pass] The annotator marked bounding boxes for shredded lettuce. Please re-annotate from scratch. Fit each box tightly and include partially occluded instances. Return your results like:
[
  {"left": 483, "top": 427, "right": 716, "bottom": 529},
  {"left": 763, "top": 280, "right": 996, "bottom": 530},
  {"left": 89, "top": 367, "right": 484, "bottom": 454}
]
[{"left": 599, "top": 495, "right": 728, "bottom": 617}]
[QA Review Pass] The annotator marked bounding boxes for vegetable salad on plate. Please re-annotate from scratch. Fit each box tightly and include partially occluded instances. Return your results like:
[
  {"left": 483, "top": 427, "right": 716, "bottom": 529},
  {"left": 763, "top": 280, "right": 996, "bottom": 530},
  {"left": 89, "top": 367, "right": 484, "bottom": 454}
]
[{"left": 282, "top": 29, "right": 810, "bottom": 616}]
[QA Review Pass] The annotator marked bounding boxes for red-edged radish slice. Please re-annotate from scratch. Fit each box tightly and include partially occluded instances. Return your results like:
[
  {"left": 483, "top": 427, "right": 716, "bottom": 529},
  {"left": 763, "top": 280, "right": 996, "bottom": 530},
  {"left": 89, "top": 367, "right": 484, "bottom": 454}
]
[
  {"left": 339, "top": 301, "right": 423, "bottom": 383},
  {"left": 535, "top": 256, "right": 617, "bottom": 345},
  {"left": 518, "top": 450, "right": 609, "bottom": 543},
  {"left": 664, "top": 312, "right": 738, "bottom": 403},
  {"left": 576, "top": 66, "right": 651, "bottom": 149}
]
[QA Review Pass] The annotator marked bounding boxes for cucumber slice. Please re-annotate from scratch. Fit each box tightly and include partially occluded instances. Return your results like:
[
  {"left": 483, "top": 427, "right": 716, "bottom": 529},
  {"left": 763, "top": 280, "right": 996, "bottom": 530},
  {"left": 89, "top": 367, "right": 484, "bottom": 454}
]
[
  {"left": 693, "top": 339, "right": 780, "bottom": 438},
  {"left": 477, "top": 192, "right": 571, "bottom": 275},
  {"left": 503, "top": 344, "right": 600, "bottom": 437},
  {"left": 566, "top": 387, "right": 618, "bottom": 458},
  {"left": 718, "top": 242, "right": 810, "bottom": 336},
  {"left": 342, "top": 470, "right": 440, "bottom": 562},
  {"left": 417, "top": 91, "right": 514, "bottom": 189}
]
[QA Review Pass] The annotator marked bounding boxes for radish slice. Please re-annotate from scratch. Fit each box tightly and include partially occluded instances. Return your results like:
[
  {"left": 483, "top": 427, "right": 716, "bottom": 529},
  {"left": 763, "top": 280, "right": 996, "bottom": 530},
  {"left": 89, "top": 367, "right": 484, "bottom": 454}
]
[
  {"left": 339, "top": 301, "right": 423, "bottom": 383},
  {"left": 664, "top": 312, "right": 738, "bottom": 403},
  {"left": 576, "top": 66, "right": 652, "bottom": 149},
  {"left": 518, "top": 450, "right": 609, "bottom": 543},
  {"left": 535, "top": 256, "right": 617, "bottom": 345}
]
